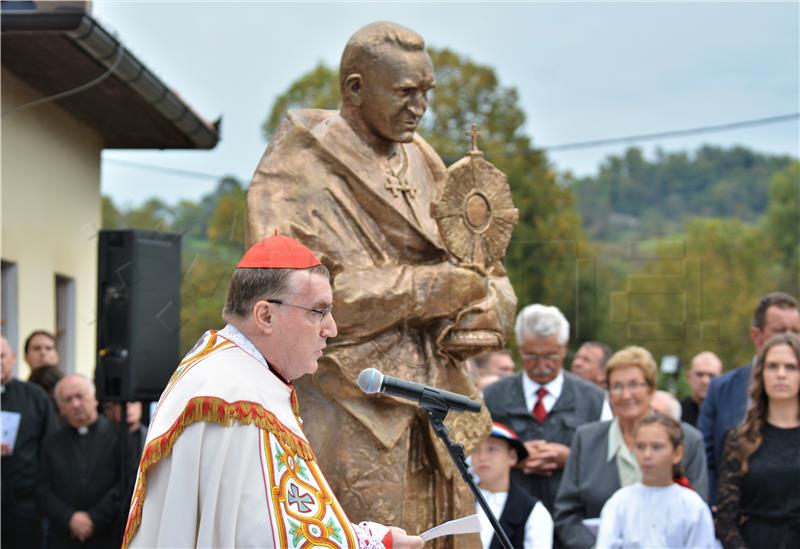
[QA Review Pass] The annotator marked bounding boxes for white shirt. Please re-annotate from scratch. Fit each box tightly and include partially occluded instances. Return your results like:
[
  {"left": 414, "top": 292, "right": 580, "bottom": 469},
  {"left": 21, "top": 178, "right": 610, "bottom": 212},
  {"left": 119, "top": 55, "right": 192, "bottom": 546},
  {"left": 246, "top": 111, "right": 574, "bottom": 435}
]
[
  {"left": 606, "top": 419, "right": 641, "bottom": 487},
  {"left": 522, "top": 370, "right": 564, "bottom": 414},
  {"left": 595, "top": 483, "right": 717, "bottom": 549},
  {"left": 600, "top": 394, "right": 614, "bottom": 421},
  {"left": 477, "top": 488, "right": 553, "bottom": 549}
]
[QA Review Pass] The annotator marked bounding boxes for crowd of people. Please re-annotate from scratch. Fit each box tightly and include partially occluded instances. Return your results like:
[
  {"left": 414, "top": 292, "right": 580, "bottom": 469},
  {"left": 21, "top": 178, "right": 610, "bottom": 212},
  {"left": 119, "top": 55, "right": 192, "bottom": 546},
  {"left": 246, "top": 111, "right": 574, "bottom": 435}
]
[
  {"left": 3, "top": 16, "right": 796, "bottom": 548},
  {"left": 468, "top": 291, "right": 800, "bottom": 548},
  {"left": 2, "top": 285, "right": 798, "bottom": 548},
  {"left": 1, "top": 332, "right": 148, "bottom": 549}
]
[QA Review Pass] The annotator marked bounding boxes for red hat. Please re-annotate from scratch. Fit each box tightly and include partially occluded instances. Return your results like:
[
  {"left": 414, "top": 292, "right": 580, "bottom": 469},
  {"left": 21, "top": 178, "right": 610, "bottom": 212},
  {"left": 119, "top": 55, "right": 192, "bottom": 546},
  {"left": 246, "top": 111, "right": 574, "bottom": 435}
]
[{"left": 237, "top": 232, "right": 321, "bottom": 269}]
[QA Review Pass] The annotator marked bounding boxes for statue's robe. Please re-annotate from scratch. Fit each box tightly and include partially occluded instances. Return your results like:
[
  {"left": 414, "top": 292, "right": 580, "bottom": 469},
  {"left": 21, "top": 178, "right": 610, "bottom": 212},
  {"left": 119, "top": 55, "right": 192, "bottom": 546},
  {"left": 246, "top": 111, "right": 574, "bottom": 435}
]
[{"left": 247, "top": 109, "right": 516, "bottom": 538}]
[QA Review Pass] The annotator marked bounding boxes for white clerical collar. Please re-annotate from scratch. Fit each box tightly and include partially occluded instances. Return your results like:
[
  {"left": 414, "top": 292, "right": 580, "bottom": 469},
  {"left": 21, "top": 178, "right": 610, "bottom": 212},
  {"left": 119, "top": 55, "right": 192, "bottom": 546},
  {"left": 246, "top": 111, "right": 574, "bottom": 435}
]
[
  {"left": 218, "top": 324, "right": 267, "bottom": 368},
  {"left": 522, "top": 369, "right": 564, "bottom": 402},
  {"left": 77, "top": 426, "right": 89, "bottom": 436},
  {"left": 218, "top": 324, "right": 293, "bottom": 386}
]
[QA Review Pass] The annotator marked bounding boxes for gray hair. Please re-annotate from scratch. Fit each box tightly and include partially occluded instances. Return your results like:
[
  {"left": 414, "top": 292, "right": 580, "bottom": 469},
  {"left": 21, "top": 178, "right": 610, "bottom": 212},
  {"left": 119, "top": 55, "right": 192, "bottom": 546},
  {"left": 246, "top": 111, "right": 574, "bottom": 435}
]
[
  {"left": 514, "top": 304, "right": 569, "bottom": 345},
  {"left": 54, "top": 373, "right": 95, "bottom": 403},
  {"left": 651, "top": 390, "right": 682, "bottom": 422},
  {"left": 222, "top": 264, "right": 330, "bottom": 319}
]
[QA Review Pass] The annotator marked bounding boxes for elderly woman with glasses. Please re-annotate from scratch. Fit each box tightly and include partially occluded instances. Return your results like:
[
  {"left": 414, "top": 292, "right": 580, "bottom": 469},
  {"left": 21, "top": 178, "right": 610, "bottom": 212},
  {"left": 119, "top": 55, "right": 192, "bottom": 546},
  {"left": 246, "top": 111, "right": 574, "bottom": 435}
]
[{"left": 553, "top": 346, "right": 709, "bottom": 549}]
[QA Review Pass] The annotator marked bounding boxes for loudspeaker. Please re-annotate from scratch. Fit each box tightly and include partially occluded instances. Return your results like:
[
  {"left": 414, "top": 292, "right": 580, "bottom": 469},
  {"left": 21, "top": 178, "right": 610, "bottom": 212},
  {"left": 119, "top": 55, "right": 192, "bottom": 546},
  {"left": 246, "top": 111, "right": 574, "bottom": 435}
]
[{"left": 95, "top": 230, "right": 181, "bottom": 402}]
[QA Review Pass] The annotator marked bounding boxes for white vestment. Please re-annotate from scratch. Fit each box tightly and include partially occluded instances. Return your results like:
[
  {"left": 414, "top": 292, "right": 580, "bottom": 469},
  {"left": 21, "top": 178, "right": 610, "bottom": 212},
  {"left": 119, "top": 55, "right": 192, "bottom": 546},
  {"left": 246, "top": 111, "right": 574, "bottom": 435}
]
[
  {"left": 595, "top": 482, "right": 717, "bottom": 549},
  {"left": 123, "top": 325, "right": 389, "bottom": 548}
]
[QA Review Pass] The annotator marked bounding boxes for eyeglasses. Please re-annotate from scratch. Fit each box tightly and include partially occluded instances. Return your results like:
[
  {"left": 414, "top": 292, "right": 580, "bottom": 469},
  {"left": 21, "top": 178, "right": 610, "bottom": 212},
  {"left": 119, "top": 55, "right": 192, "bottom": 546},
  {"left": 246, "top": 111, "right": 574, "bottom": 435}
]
[
  {"left": 609, "top": 381, "right": 650, "bottom": 395},
  {"left": 267, "top": 300, "right": 332, "bottom": 325},
  {"left": 520, "top": 353, "right": 560, "bottom": 364}
]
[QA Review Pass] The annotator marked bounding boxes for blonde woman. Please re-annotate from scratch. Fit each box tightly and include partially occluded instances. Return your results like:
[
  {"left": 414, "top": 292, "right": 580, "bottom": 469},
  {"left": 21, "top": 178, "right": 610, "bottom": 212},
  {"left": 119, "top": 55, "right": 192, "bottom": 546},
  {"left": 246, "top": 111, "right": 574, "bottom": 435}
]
[{"left": 554, "top": 346, "right": 708, "bottom": 549}]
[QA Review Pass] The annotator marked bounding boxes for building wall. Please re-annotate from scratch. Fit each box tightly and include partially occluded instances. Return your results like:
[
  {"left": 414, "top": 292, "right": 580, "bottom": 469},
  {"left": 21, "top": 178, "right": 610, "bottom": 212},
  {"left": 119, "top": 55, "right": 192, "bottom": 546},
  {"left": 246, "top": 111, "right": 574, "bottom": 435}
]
[{"left": 1, "top": 68, "right": 102, "bottom": 379}]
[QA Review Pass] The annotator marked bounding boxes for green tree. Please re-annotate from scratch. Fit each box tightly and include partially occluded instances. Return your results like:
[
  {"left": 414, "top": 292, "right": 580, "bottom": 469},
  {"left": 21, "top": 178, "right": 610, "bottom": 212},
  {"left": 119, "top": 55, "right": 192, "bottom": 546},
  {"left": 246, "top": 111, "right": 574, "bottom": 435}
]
[
  {"left": 262, "top": 48, "right": 591, "bottom": 342},
  {"left": 762, "top": 161, "right": 800, "bottom": 292},
  {"left": 101, "top": 195, "right": 172, "bottom": 231},
  {"left": 262, "top": 63, "right": 340, "bottom": 141},
  {"left": 101, "top": 195, "right": 123, "bottom": 229},
  {"left": 179, "top": 177, "right": 247, "bottom": 351},
  {"left": 172, "top": 199, "right": 207, "bottom": 242},
  {"left": 612, "top": 201, "right": 796, "bottom": 383},
  {"left": 207, "top": 177, "right": 246, "bottom": 249}
]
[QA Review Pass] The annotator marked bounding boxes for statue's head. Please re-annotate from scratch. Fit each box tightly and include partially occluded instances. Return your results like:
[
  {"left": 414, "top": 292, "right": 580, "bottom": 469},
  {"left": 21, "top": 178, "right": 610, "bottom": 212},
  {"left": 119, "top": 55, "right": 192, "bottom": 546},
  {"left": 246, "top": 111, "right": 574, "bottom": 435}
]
[{"left": 339, "top": 21, "right": 435, "bottom": 146}]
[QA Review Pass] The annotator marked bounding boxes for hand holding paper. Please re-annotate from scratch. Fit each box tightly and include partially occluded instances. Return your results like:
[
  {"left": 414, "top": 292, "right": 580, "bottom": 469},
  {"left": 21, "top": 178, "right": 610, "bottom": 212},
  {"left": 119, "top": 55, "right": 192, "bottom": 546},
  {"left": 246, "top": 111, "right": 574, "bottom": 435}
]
[
  {"left": 1, "top": 411, "right": 21, "bottom": 454},
  {"left": 420, "top": 514, "right": 482, "bottom": 541}
]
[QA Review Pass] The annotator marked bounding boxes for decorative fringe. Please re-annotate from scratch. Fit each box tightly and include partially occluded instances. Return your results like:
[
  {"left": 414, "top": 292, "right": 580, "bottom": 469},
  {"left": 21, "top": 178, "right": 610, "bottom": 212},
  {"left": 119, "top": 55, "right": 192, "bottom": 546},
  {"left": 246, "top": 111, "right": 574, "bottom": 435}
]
[{"left": 122, "top": 396, "right": 316, "bottom": 548}]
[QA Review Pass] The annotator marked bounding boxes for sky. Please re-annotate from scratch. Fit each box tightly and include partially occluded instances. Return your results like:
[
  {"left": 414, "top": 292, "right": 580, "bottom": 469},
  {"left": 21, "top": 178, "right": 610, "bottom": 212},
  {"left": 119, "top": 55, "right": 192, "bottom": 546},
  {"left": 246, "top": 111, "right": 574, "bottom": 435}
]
[{"left": 92, "top": 1, "right": 800, "bottom": 209}]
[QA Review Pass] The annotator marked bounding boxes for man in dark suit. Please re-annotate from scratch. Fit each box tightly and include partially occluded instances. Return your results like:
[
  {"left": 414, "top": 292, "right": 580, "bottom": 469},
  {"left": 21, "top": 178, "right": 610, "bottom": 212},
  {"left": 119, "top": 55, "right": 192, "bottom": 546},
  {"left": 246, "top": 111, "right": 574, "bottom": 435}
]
[
  {"left": 1, "top": 336, "right": 58, "bottom": 549},
  {"left": 483, "top": 304, "right": 605, "bottom": 513},
  {"left": 679, "top": 351, "right": 722, "bottom": 427},
  {"left": 698, "top": 291, "right": 799, "bottom": 502}
]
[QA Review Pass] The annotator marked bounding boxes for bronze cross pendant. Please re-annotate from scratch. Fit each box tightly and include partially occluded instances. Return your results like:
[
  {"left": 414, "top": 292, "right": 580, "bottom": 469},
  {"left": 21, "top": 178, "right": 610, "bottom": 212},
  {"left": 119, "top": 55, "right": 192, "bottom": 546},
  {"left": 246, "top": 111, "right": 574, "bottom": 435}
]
[{"left": 385, "top": 174, "right": 418, "bottom": 199}]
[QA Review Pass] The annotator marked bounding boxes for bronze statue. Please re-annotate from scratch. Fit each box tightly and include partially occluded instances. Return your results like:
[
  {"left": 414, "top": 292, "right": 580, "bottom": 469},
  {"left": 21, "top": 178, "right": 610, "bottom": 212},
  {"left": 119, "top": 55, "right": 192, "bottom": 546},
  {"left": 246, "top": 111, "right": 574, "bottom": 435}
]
[{"left": 246, "top": 21, "right": 517, "bottom": 544}]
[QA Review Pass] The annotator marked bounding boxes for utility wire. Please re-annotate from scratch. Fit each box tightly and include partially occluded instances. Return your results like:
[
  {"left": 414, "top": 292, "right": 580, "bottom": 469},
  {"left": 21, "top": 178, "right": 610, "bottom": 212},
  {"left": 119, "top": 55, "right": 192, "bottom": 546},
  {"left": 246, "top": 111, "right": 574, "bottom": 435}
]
[
  {"left": 103, "top": 112, "right": 800, "bottom": 179},
  {"left": 541, "top": 113, "right": 800, "bottom": 151},
  {"left": 104, "top": 158, "right": 224, "bottom": 181}
]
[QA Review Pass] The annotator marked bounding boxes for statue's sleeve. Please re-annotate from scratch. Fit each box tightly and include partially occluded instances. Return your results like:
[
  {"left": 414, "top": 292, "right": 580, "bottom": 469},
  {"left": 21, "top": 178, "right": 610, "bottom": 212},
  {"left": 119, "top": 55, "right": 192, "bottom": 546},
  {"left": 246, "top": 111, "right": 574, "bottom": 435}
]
[{"left": 331, "top": 262, "right": 488, "bottom": 339}]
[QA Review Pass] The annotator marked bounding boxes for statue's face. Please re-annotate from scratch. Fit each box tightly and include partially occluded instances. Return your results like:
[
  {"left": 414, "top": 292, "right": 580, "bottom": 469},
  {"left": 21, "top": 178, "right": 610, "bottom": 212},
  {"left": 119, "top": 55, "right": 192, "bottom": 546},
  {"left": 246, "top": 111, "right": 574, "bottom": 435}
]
[{"left": 358, "top": 46, "right": 435, "bottom": 144}]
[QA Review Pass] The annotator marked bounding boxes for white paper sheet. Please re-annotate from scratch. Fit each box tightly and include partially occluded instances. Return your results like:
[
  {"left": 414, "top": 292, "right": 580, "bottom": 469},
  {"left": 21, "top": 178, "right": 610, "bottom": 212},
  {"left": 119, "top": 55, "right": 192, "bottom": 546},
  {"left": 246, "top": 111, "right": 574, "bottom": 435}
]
[
  {"left": 419, "top": 513, "right": 482, "bottom": 541},
  {"left": 582, "top": 517, "right": 601, "bottom": 536},
  {"left": 1, "top": 411, "right": 21, "bottom": 451}
]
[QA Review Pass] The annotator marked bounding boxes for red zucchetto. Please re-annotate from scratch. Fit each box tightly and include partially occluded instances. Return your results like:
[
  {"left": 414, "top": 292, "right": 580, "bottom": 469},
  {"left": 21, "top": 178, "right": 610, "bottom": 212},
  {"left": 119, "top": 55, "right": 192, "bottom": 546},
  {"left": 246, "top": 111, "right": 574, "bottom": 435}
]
[{"left": 236, "top": 232, "right": 321, "bottom": 269}]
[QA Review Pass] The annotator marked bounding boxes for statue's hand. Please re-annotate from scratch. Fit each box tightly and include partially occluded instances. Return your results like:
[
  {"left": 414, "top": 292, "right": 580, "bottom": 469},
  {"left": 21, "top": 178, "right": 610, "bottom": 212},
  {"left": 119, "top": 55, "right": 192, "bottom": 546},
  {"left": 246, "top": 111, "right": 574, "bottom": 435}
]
[
  {"left": 435, "top": 282, "right": 506, "bottom": 360},
  {"left": 412, "top": 263, "right": 487, "bottom": 319}
]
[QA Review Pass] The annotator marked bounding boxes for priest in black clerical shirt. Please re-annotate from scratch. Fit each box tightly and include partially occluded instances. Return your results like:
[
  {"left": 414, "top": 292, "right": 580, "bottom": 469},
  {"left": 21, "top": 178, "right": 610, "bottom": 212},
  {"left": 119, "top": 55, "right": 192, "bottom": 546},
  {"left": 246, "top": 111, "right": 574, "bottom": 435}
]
[
  {"left": 36, "top": 374, "right": 121, "bottom": 549},
  {"left": 1, "top": 336, "right": 58, "bottom": 549}
]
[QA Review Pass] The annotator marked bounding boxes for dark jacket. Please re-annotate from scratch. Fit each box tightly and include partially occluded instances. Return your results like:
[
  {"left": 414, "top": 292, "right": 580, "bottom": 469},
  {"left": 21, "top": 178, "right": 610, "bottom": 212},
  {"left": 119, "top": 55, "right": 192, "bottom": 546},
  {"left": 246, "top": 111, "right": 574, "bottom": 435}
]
[
  {"left": 489, "top": 482, "right": 539, "bottom": 549},
  {"left": 1, "top": 380, "right": 57, "bottom": 510},
  {"left": 36, "top": 415, "right": 121, "bottom": 549},
  {"left": 698, "top": 363, "right": 752, "bottom": 502},
  {"left": 1, "top": 379, "right": 57, "bottom": 549},
  {"left": 483, "top": 370, "right": 605, "bottom": 513}
]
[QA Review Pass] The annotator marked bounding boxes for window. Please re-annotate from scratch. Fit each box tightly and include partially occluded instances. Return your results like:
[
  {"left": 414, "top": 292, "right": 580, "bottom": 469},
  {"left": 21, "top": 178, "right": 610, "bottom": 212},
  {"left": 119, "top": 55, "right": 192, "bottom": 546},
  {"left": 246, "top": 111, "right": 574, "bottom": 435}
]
[
  {"left": 1, "top": 260, "right": 18, "bottom": 347},
  {"left": 55, "top": 274, "right": 76, "bottom": 374}
]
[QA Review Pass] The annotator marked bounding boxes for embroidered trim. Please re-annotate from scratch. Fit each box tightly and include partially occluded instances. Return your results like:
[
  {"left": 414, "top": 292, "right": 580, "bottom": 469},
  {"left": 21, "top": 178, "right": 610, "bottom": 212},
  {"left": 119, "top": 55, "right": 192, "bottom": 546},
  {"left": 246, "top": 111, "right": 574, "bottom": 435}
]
[
  {"left": 263, "top": 431, "right": 358, "bottom": 548},
  {"left": 122, "top": 397, "right": 316, "bottom": 548}
]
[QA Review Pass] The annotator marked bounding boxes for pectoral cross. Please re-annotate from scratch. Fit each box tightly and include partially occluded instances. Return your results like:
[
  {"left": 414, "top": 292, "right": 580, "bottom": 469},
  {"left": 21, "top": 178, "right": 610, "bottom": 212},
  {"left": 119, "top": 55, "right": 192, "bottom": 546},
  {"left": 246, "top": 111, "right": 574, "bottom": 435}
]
[
  {"left": 385, "top": 174, "right": 417, "bottom": 199},
  {"left": 384, "top": 146, "right": 417, "bottom": 199}
]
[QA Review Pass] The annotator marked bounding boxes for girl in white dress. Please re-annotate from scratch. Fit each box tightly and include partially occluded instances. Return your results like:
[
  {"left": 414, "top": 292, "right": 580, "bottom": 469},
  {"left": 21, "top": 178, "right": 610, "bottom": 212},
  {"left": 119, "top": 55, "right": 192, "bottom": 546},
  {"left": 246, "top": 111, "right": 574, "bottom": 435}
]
[{"left": 595, "top": 413, "right": 717, "bottom": 548}]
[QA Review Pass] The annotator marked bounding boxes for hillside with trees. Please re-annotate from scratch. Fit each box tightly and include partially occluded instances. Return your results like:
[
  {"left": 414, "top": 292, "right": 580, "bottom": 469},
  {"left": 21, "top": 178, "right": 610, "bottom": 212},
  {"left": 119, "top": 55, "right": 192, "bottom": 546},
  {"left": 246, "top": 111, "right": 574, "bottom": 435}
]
[{"left": 570, "top": 145, "right": 795, "bottom": 241}]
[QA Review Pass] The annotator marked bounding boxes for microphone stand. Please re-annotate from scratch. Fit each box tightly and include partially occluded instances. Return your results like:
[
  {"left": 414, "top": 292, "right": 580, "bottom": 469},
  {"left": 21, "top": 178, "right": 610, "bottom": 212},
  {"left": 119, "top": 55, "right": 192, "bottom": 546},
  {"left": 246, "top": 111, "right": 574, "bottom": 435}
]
[{"left": 419, "top": 390, "right": 513, "bottom": 549}]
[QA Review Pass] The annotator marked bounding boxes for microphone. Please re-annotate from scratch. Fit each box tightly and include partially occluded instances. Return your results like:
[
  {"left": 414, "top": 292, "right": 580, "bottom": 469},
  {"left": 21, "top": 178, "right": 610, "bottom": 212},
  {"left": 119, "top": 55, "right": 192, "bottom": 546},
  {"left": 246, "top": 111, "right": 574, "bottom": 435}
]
[{"left": 357, "top": 368, "right": 481, "bottom": 414}]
